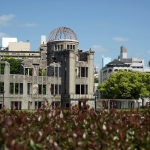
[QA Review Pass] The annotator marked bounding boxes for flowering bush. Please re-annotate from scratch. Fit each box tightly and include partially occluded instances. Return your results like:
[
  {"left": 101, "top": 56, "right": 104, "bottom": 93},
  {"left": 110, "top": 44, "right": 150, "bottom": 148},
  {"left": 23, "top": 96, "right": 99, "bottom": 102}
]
[{"left": 0, "top": 106, "right": 150, "bottom": 149}]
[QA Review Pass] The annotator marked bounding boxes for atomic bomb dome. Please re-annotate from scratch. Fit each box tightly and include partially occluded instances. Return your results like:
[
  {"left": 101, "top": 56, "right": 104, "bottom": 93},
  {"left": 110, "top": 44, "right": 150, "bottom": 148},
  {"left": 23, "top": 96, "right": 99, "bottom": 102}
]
[{"left": 48, "top": 27, "right": 78, "bottom": 42}]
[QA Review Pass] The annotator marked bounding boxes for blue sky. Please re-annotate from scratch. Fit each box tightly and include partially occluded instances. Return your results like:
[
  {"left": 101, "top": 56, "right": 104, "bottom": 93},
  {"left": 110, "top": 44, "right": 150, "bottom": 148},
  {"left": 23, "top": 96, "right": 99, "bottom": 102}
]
[{"left": 0, "top": 0, "right": 150, "bottom": 68}]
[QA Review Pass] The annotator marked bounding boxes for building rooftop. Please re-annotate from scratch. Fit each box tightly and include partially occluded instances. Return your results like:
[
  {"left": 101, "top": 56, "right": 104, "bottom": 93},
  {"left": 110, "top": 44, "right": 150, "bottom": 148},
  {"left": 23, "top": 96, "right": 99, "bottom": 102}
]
[{"left": 106, "top": 59, "right": 130, "bottom": 67}]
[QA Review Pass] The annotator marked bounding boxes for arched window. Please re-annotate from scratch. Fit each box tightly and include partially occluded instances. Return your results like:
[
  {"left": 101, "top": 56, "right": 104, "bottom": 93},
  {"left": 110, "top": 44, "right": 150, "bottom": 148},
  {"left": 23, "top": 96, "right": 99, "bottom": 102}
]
[{"left": 108, "top": 69, "right": 112, "bottom": 73}]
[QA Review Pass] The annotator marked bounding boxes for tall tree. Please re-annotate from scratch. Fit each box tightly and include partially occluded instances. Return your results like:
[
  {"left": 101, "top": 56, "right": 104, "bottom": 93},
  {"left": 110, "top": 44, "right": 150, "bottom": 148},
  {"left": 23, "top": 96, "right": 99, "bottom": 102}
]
[
  {"left": 0, "top": 58, "right": 23, "bottom": 74},
  {"left": 98, "top": 70, "right": 150, "bottom": 99}
]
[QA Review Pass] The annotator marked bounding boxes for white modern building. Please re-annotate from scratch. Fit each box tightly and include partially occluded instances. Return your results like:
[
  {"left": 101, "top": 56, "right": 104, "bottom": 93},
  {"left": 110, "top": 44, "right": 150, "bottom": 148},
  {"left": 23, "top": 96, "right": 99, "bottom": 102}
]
[
  {"left": 2, "top": 38, "right": 18, "bottom": 48},
  {"left": 41, "top": 35, "right": 46, "bottom": 44},
  {"left": 99, "top": 46, "right": 150, "bottom": 83}
]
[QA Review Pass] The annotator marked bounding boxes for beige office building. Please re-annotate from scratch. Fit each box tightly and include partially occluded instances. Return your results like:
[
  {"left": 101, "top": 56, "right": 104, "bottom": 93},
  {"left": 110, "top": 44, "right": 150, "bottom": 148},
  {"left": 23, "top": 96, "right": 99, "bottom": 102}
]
[{"left": 9, "top": 42, "right": 30, "bottom": 51}]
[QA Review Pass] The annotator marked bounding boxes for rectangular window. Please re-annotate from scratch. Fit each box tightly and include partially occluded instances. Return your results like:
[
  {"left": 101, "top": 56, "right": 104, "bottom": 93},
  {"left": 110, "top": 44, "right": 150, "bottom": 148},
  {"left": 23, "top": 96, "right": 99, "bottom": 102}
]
[
  {"left": 35, "top": 101, "right": 43, "bottom": 109},
  {"left": 86, "top": 67, "right": 88, "bottom": 77},
  {"left": 81, "top": 67, "right": 85, "bottom": 77},
  {"left": 76, "top": 84, "right": 80, "bottom": 94},
  {"left": 67, "top": 45, "right": 69, "bottom": 49},
  {"left": 73, "top": 45, "right": 75, "bottom": 49},
  {"left": 27, "top": 83, "right": 30, "bottom": 95},
  {"left": 51, "top": 84, "right": 54, "bottom": 94},
  {"left": 10, "top": 83, "right": 13, "bottom": 94},
  {"left": 11, "top": 101, "right": 22, "bottom": 110},
  {"left": 43, "top": 85, "right": 46, "bottom": 94},
  {"left": 81, "top": 85, "right": 84, "bottom": 94},
  {"left": 55, "top": 85, "right": 58, "bottom": 94},
  {"left": 59, "top": 85, "right": 61, "bottom": 94},
  {"left": 20, "top": 83, "right": 23, "bottom": 94},
  {"left": 55, "top": 45, "right": 57, "bottom": 51},
  {"left": 0, "top": 103, "right": 2, "bottom": 109},
  {"left": 61, "top": 45, "right": 63, "bottom": 50},
  {"left": 14, "top": 83, "right": 19, "bottom": 94},
  {"left": 86, "top": 85, "right": 88, "bottom": 94},
  {"left": 78, "top": 67, "right": 80, "bottom": 77},
  {"left": 0, "top": 82, "right": 4, "bottom": 93}
]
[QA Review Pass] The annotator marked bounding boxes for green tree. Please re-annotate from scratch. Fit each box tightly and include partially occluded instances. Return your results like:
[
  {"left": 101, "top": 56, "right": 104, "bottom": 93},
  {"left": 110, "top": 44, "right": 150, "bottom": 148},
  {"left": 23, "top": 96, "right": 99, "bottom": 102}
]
[
  {"left": 0, "top": 58, "right": 23, "bottom": 74},
  {"left": 39, "top": 69, "right": 47, "bottom": 76},
  {"left": 98, "top": 70, "right": 150, "bottom": 99},
  {"left": 94, "top": 78, "right": 98, "bottom": 83}
]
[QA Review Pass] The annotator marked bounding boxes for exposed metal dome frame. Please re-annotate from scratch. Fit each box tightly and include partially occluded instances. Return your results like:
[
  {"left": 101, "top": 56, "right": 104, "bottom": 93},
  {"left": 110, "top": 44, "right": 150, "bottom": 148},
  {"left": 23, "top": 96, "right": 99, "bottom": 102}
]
[{"left": 48, "top": 27, "right": 78, "bottom": 42}]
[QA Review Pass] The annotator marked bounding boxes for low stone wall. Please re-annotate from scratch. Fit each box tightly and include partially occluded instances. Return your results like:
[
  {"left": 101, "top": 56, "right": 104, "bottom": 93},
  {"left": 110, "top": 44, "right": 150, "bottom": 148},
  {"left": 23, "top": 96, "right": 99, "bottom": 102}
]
[{"left": 96, "top": 99, "right": 139, "bottom": 110}]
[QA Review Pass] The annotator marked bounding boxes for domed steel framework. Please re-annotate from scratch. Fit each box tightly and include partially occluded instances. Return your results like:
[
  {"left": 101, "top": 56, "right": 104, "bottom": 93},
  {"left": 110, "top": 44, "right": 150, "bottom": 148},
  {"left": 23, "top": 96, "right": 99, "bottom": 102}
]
[{"left": 48, "top": 27, "right": 78, "bottom": 41}]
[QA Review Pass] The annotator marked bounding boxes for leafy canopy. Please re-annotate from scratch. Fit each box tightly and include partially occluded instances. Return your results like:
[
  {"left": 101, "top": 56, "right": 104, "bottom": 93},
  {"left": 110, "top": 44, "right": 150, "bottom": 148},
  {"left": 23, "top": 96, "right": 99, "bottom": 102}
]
[
  {"left": 98, "top": 70, "right": 150, "bottom": 99},
  {"left": 0, "top": 58, "right": 23, "bottom": 74}
]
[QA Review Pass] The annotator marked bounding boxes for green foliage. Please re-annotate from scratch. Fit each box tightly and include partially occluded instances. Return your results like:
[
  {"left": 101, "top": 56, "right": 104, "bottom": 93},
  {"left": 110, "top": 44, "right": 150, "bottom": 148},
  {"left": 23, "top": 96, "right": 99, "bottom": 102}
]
[
  {"left": 98, "top": 70, "right": 150, "bottom": 99},
  {"left": 25, "top": 68, "right": 32, "bottom": 75},
  {"left": 1, "top": 58, "right": 23, "bottom": 74},
  {"left": 39, "top": 69, "right": 47, "bottom": 76},
  {"left": 94, "top": 78, "right": 98, "bottom": 83}
]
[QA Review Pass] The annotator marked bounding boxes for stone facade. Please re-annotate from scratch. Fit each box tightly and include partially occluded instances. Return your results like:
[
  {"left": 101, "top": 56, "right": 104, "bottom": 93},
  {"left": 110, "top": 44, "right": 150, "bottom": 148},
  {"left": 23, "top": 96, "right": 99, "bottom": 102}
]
[{"left": 0, "top": 27, "right": 95, "bottom": 110}]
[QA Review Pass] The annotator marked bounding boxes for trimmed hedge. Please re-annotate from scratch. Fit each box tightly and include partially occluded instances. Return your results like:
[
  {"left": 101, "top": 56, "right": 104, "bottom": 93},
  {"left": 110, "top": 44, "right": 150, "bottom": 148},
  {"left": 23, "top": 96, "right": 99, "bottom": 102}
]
[{"left": 0, "top": 106, "right": 150, "bottom": 149}]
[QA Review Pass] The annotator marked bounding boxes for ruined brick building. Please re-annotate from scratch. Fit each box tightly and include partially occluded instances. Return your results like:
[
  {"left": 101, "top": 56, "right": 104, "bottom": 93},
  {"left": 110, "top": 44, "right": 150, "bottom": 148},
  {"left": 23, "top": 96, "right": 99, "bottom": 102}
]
[{"left": 0, "top": 27, "right": 95, "bottom": 109}]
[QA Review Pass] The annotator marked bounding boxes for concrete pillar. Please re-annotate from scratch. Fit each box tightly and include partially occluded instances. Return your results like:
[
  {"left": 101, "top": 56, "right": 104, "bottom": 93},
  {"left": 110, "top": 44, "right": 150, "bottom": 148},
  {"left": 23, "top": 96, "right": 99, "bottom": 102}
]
[
  {"left": 13, "top": 81, "right": 15, "bottom": 95},
  {"left": 54, "top": 64, "right": 55, "bottom": 95},
  {"left": 58, "top": 66, "right": 59, "bottom": 95},
  {"left": 4, "top": 62, "right": 10, "bottom": 96},
  {"left": 3, "top": 62, "right": 10, "bottom": 109},
  {"left": 57, "top": 84, "right": 59, "bottom": 95},
  {"left": 80, "top": 67, "right": 81, "bottom": 78},
  {"left": 80, "top": 84, "right": 81, "bottom": 95},
  {"left": 18, "top": 83, "right": 20, "bottom": 95},
  {"left": 13, "top": 75, "right": 15, "bottom": 95},
  {"left": 23, "top": 76, "right": 27, "bottom": 97},
  {"left": 58, "top": 66, "right": 59, "bottom": 77},
  {"left": 88, "top": 51, "right": 94, "bottom": 95},
  {"left": 46, "top": 77, "right": 51, "bottom": 101},
  {"left": 68, "top": 51, "right": 75, "bottom": 94}
]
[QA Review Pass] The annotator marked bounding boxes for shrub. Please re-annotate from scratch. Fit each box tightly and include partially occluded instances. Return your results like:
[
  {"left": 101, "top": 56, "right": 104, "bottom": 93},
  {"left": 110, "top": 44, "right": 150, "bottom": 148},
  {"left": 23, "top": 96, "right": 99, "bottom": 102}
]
[{"left": 0, "top": 103, "right": 150, "bottom": 149}]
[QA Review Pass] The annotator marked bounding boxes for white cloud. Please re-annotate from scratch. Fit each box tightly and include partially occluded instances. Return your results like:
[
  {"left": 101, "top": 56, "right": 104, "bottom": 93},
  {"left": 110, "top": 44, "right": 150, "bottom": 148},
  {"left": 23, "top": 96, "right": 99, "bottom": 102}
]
[
  {"left": 0, "top": 14, "right": 15, "bottom": 27},
  {"left": 0, "top": 32, "right": 9, "bottom": 38},
  {"left": 20, "top": 23, "right": 37, "bottom": 27},
  {"left": 91, "top": 45, "right": 108, "bottom": 52},
  {"left": 113, "top": 37, "right": 130, "bottom": 42}
]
